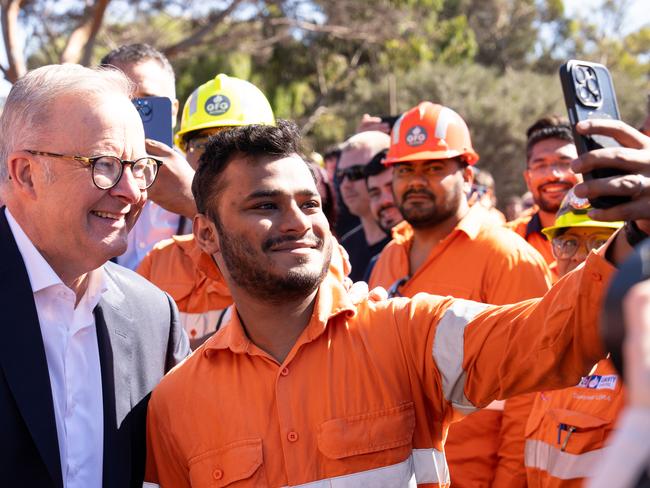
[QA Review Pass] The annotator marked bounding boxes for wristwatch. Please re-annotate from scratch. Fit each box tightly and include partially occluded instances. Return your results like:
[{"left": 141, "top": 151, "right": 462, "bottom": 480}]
[{"left": 624, "top": 220, "right": 650, "bottom": 247}]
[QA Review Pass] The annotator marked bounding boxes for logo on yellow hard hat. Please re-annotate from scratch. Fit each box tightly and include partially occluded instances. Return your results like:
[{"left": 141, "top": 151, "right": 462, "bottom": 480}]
[
  {"left": 205, "top": 95, "right": 231, "bottom": 116},
  {"left": 406, "top": 125, "right": 427, "bottom": 147}
]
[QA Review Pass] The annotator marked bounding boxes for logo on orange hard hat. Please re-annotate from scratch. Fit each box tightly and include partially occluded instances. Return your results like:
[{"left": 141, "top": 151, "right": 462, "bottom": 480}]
[
  {"left": 384, "top": 101, "right": 479, "bottom": 166},
  {"left": 406, "top": 126, "right": 427, "bottom": 146}
]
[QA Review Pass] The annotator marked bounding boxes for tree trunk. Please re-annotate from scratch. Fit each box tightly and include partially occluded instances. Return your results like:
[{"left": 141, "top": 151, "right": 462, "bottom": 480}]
[
  {"left": 1, "top": 0, "right": 27, "bottom": 83},
  {"left": 60, "top": 0, "right": 111, "bottom": 65}
]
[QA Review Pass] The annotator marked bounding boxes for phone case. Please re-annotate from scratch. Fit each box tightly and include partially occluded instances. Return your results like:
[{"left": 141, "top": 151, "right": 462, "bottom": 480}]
[
  {"left": 133, "top": 96, "right": 173, "bottom": 147},
  {"left": 559, "top": 60, "right": 627, "bottom": 208}
]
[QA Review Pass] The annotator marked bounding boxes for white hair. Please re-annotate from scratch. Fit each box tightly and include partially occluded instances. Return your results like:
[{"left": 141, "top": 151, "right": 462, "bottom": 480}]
[{"left": 0, "top": 64, "right": 134, "bottom": 182}]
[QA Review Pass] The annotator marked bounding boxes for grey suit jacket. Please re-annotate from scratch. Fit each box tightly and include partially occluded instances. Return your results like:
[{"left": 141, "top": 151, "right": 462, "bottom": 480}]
[{"left": 0, "top": 209, "right": 190, "bottom": 488}]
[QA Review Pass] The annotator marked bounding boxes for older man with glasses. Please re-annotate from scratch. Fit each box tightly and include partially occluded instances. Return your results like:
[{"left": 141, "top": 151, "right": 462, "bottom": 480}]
[{"left": 0, "top": 64, "right": 189, "bottom": 488}]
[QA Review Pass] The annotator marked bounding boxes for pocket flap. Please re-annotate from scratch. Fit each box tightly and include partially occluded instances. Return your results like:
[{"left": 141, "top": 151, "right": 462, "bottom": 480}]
[
  {"left": 318, "top": 402, "right": 415, "bottom": 459},
  {"left": 548, "top": 409, "right": 609, "bottom": 430},
  {"left": 189, "top": 438, "right": 263, "bottom": 487}
]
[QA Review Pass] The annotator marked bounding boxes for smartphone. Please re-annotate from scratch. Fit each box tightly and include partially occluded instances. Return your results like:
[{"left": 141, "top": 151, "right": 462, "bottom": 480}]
[
  {"left": 559, "top": 60, "right": 627, "bottom": 209},
  {"left": 132, "top": 96, "right": 173, "bottom": 147},
  {"left": 379, "top": 115, "right": 401, "bottom": 130}
]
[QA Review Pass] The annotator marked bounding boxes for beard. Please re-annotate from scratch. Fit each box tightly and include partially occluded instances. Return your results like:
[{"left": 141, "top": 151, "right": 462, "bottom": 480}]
[
  {"left": 535, "top": 181, "right": 574, "bottom": 213},
  {"left": 215, "top": 220, "right": 332, "bottom": 303},
  {"left": 397, "top": 185, "right": 461, "bottom": 229}
]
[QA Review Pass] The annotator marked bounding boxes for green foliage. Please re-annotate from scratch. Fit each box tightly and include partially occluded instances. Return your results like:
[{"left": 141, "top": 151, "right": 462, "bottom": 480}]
[{"left": 17, "top": 0, "right": 648, "bottom": 204}]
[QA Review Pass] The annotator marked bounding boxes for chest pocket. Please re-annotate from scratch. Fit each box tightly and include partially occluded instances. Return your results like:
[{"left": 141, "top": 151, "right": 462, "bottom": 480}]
[
  {"left": 188, "top": 438, "right": 267, "bottom": 487},
  {"left": 318, "top": 402, "right": 415, "bottom": 461},
  {"left": 526, "top": 408, "right": 610, "bottom": 455}
]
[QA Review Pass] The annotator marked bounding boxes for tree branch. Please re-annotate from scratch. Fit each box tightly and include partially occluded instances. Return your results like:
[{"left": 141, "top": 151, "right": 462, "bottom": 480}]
[
  {"left": 1, "top": 0, "right": 27, "bottom": 83},
  {"left": 269, "top": 17, "right": 380, "bottom": 42},
  {"left": 162, "top": 0, "right": 243, "bottom": 58},
  {"left": 60, "top": 0, "right": 111, "bottom": 65}
]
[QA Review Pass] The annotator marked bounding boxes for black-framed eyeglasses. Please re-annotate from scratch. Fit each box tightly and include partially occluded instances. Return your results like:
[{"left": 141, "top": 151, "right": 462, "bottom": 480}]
[
  {"left": 336, "top": 165, "right": 366, "bottom": 182},
  {"left": 25, "top": 150, "right": 163, "bottom": 190}
]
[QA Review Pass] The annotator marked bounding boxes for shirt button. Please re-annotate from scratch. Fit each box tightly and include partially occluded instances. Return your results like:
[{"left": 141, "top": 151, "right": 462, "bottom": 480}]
[
  {"left": 280, "top": 367, "right": 289, "bottom": 376},
  {"left": 592, "top": 272, "right": 602, "bottom": 282},
  {"left": 139, "top": 242, "right": 146, "bottom": 249},
  {"left": 212, "top": 468, "right": 223, "bottom": 480},
  {"left": 287, "top": 431, "right": 299, "bottom": 442}
]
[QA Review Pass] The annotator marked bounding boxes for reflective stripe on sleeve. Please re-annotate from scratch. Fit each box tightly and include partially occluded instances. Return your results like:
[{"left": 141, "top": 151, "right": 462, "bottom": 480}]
[
  {"left": 283, "top": 449, "right": 449, "bottom": 487},
  {"left": 524, "top": 439, "right": 608, "bottom": 480},
  {"left": 432, "top": 299, "right": 490, "bottom": 413}
]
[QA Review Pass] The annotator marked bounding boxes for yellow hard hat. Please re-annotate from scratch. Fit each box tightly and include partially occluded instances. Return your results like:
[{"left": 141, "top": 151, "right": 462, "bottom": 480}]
[
  {"left": 542, "top": 189, "right": 623, "bottom": 240},
  {"left": 175, "top": 73, "right": 275, "bottom": 149}
]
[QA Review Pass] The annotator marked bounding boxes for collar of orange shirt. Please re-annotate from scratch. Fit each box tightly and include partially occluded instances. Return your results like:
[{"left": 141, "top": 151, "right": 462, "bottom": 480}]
[
  {"left": 390, "top": 203, "right": 491, "bottom": 245},
  {"left": 203, "top": 273, "right": 356, "bottom": 358}
]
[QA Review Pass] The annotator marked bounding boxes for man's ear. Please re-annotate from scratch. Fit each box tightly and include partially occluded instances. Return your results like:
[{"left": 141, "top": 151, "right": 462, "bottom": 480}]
[
  {"left": 523, "top": 167, "right": 533, "bottom": 191},
  {"left": 193, "top": 213, "right": 220, "bottom": 255},
  {"left": 7, "top": 151, "right": 37, "bottom": 199},
  {"left": 462, "top": 165, "right": 474, "bottom": 194}
]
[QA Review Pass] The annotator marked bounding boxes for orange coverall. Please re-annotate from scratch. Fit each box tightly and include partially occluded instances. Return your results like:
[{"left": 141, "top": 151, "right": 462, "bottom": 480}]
[
  {"left": 369, "top": 204, "right": 552, "bottom": 487},
  {"left": 525, "top": 359, "right": 624, "bottom": 487},
  {"left": 145, "top": 250, "right": 612, "bottom": 488},
  {"left": 506, "top": 210, "right": 558, "bottom": 281}
]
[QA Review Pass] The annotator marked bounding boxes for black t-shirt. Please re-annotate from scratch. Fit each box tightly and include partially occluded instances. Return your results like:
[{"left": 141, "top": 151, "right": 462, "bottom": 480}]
[{"left": 340, "top": 224, "right": 391, "bottom": 282}]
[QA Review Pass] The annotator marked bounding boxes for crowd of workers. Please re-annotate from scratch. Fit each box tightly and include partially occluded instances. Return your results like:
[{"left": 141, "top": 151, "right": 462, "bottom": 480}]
[{"left": 1, "top": 42, "right": 650, "bottom": 488}]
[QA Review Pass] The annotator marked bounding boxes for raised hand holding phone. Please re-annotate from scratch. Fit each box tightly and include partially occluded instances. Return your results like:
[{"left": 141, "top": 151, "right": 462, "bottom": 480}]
[{"left": 560, "top": 60, "right": 627, "bottom": 209}]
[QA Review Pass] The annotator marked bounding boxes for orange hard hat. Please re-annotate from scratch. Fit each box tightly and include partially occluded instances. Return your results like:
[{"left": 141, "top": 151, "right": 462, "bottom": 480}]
[{"left": 384, "top": 101, "right": 479, "bottom": 165}]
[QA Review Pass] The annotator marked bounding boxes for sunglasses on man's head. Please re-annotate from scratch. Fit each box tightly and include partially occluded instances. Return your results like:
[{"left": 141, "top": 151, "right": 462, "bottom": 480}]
[{"left": 336, "top": 165, "right": 366, "bottom": 182}]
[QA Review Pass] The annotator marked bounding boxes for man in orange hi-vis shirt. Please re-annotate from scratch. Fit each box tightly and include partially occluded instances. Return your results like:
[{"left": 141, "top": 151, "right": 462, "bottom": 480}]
[
  {"left": 507, "top": 116, "right": 580, "bottom": 281},
  {"left": 145, "top": 118, "right": 650, "bottom": 488},
  {"left": 369, "top": 102, "right": 551, "bottom": 487}
]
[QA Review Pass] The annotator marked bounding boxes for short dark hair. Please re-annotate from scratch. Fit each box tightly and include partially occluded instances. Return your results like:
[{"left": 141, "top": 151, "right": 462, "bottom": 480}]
[
  {"left": 192, "top": 120, "right": 309, "bottom": 220},
  {"left": 100, "top": 43, "right": 174, "bottom": 81},
  {"left": 525, "top": 115, "right": 573, "bottom": 162},
  {"left": 364, "top": 149, "right": 389, "bottom": 185},
  {"left": 323, "top": 145, "right": 341, "bottom": 162}
]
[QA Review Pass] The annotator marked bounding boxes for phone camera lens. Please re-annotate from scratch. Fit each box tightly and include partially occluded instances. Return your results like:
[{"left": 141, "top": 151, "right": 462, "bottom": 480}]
[
  {"left": 579, "top": 86, "right": 590, "bottom": 102},
  {"left": 140, "top": 104, "right": 152, "bottom": 116},
  {"left": 587, "top": 78, "right": 600, "bottom": 96},
  {"left": 575, "top": 66, "right": 587, "bottom": 83}
]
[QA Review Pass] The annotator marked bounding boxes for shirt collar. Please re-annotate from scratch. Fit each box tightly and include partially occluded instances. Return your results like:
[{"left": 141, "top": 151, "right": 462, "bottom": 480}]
[
  {"left": 6, "top": 207, "right": 62, "bottom": 293},
  {"left": 525, "top": 211, "right": 545, "bottom": 239},
  {"left": 203, "top": 272, "right": 356, "bottom": 356},
  {"left": 5, "top": 207, "right": 107, "bottom": 305},
  {"left": 390, "top": 203, "right": 485, "bottom": 244}
]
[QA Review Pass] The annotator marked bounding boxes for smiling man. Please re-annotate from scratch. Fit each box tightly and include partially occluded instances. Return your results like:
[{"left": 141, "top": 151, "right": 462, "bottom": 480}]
[
  {"left": 507, "top": 116, "right": 580, "bottom": 278},
  {"left": 145, "top": 118, "right": 650, "bottom": 488},
  {"left": 0, "top": 64, "right": 189, "bottom": 488}
]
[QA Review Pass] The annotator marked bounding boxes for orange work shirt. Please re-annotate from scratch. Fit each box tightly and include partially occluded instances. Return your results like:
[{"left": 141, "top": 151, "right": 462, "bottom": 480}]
[
  {"left": 525, "top": 359, "right": 625, "bottom": 487},
  {"left": 369, "top": 204, "right": 552, "bottom": 487},
  {"left": 146, "top": 251, "right": 611, "bottom": 488},
  {"left": 138, "top": 235, "right": 234, "bottom": 340},
  {"left": 137, "top": 235, "right": 350, "bottom": 339},
  {"left": 506, "top": 210, "right": 558, "bottom": 281}
]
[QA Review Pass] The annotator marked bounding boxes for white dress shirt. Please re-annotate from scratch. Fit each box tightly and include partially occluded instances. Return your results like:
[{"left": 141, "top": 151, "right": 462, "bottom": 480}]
[
  {"left": 117, "top": 200, "right": 187, "bottom": 270},
  {"left": 6, "top": 208, "right": 106, "bottom": 488}
]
